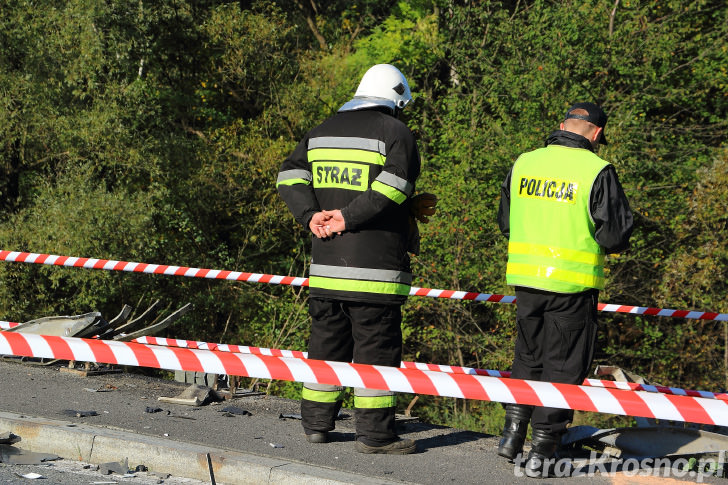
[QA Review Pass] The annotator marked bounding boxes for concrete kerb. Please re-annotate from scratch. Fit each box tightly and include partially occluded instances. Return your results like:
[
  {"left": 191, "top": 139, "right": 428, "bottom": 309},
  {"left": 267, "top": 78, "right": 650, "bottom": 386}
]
[{"left": 0, "top": 411, "right": 408, "bottom": 485}]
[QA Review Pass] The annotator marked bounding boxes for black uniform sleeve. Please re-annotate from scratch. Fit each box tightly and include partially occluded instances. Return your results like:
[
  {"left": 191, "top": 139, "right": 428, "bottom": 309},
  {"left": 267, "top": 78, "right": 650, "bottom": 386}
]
[
  {"left": 590, "top": 165, "right": 634, "bottom": 254},
  {"left": 497, "top": 167, "right": 513, "bottom": 239},
  {"left": 276, "top": 136, "right": 320, "bottom": 228},
  {"left": 341, "top": 124, "right": 421, "bottom": 231}
]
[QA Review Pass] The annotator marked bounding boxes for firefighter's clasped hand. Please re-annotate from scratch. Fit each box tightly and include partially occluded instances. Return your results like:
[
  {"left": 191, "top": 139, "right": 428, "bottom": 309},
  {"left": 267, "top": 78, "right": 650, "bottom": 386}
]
[{"left": 309, "top": 210, "right": 345, "bottom": 239}]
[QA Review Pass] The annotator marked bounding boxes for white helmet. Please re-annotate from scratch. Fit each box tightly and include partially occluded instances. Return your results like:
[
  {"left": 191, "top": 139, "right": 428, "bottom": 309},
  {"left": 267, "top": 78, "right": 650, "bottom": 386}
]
[{"left": 339, "top": 64, "right": 413, "bottom": 113}]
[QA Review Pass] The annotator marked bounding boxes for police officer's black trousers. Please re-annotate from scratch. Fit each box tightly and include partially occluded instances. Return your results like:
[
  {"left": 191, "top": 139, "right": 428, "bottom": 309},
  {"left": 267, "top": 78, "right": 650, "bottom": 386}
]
[
  {"left": 510, "top": 287, "right": 598, "bottom": 434},
  {"left": 301, "top": 298, "right": 402, "bottom": 446}
]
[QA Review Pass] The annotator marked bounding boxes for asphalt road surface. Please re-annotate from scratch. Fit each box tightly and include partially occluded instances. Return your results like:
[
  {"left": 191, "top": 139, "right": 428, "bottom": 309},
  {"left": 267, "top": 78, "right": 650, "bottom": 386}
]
[
  {"left": 0, "top": 358, "right": 724, "bottom": 484},
  {"left": 0, "top": 458, "right": 208, "bottom": 484}
]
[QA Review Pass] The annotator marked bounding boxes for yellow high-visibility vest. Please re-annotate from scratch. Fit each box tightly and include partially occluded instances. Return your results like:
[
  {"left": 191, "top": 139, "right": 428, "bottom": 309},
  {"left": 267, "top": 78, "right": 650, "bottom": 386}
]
[{"left": 507, "top": 145, "right": 609, "bottom": 293}]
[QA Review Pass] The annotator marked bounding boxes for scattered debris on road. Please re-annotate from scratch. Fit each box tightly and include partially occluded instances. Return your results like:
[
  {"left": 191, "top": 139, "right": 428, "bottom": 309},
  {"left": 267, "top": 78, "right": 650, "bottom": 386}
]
[
  {"left": 0, "top": 432, "right": 20, "bottom": 444},
  {"left": 14, "top": 472, "right": 44, "bottom": 479},
  {"left": 98, "top": 458, "right": 129, "bottom": 475},
  {"left": 158, "top": 383, "right": 225, "bottom": 406},
  {"left": 62, "top": 409, "right": 99, "bottom": 418},
  {"left": 219, "top": 405, "right": 252, "bottom": 416}
]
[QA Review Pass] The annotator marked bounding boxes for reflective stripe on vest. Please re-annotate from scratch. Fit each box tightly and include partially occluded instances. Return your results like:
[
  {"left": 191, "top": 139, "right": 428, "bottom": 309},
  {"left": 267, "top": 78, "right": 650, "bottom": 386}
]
[
  {"left": 507, "top": 242, "right": 605, "bottom": 289},
  {"left": 507, "top": 145, "right": 608, "bottom": 293},
  {"left": 309, "top": 264, "right": 412, "bottom": 296}
]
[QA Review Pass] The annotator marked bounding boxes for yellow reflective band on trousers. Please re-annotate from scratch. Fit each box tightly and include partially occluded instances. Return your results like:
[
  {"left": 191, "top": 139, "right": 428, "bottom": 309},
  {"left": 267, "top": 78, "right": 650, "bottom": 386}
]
[
  {"left": 371, "top": 180, "right": 407, "bottom": 204},
  {"left": 354, "top": 394, "right": 397, "bottom": 409},
  {"left": 301, "top": 387, "right": 345, "bottom": 403},
  {"left": 308, "top": 276, "right": 411, "bottom": 296},
  {"left": 308, "top": 148, "right": 386, "bottom": 166}
]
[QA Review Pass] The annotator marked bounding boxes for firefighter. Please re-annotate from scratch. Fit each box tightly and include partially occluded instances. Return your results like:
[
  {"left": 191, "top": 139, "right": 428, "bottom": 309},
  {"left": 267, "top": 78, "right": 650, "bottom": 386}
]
[
  {"left": 276, "top": 64, "right": 436, "bottom": 454},
  {"left": 496, "top": 102, "right": 633, "bottom": 476}
]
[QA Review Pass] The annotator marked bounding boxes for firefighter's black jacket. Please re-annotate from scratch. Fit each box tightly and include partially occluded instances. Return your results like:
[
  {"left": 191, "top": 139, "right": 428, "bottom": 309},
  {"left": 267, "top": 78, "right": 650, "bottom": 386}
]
[{"left": 277, "top": 107, "right": 421, "bottom": 305}]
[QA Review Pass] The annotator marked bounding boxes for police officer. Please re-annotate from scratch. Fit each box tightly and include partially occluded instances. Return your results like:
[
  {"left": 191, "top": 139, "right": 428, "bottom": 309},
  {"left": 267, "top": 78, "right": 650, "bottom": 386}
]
[
  {"left": 496, "top": 102, "right": 633, "bottom": 476},
  {"left": 276, "top": 64, "right": 436, "bottom": 455}
]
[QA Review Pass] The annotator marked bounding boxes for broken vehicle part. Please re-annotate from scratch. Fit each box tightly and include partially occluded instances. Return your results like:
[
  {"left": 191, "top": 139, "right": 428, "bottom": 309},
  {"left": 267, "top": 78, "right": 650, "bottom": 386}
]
[
  {"left": 563, "top": 364, "right": 728, "bottom": 477},
  {"left": 113, "top": 303, "right": 192, "bottom": 341},
  {"left": 563, "top": 425, "right": 728, "bottom": 458},
  {"left": 1, "top": 301, "right": 193, "bottom": 370},
  {"left": 6, "top": 312, "right": 108, "bottom": 338}
]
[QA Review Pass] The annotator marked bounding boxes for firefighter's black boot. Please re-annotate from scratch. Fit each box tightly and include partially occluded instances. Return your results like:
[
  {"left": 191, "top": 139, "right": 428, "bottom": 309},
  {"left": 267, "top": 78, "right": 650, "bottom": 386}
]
[
  {"left": 497, "top": 404, "right": 533, "bottom": 460},
  {"left": 524, "top": 428, "right": 563, "bottom": 478}
]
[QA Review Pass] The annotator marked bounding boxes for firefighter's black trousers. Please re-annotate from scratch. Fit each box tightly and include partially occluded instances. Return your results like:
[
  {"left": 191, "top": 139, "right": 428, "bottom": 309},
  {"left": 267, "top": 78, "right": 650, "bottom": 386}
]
[
  {"left": 510, "top": 287, "right": 599, "bottom": 434},
  {"left": 301, "top": 298, "right": 402, "bottom": 446}
]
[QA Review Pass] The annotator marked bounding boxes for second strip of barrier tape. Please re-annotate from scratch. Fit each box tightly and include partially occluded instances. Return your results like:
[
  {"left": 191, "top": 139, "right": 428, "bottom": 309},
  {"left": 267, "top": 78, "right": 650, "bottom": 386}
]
[
  {"left": 2, "top": 322, "right": 726, "bottom": 402},
  {"left": 1, "top": 250, "right": 726, "bottom": 322},
  {"left": 1, "top": 332, "right": 726, "bottom": 427},
  {"left": 132, "top": 336, "right": 728, "bottom": 402}
]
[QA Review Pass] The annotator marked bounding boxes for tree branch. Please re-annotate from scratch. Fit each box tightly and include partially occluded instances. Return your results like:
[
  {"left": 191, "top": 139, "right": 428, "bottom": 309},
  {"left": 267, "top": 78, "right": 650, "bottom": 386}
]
[
  {"left": 294, "top": 0, "right": 328, "bottom": 50},
  {"left": 609, "top": 0, "right": 620, "bottom": 37}
]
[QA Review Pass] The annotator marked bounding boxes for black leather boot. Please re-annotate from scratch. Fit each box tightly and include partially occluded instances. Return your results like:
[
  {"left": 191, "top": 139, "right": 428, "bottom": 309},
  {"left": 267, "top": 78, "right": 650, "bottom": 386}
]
[
  {"left": 497, "top": 404, "right": 533, "bottom": 460},
  {"left": 524, "top": 429, "right": 563, "bottom": 478}
]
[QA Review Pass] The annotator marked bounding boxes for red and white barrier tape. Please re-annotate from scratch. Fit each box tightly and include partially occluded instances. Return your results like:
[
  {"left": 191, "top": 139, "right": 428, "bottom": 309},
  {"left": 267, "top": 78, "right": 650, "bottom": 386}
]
[
  {"left": 134, "top": 336, "right": 509, "bottom": 376},
  {"left": 0, "top": 250, "right": 308, "bottom": 287},
  {"left": 1, "top": 250, "right": 726, "bottom": 322},
  {"left": 3, "top": 325, "right": 722, "bottom": 402},
  {"left": 134, "top": 336, "right": 728, "bottom": 402},
  {"left": 1, "top": 332, "right": 726, "bottom": 426}
]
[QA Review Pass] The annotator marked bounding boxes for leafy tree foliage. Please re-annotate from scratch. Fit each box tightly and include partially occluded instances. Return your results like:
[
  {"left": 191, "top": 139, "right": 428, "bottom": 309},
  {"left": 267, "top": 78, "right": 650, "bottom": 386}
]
[{"left": 1, "top": 0, "right": 726, "bottom": 433}]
